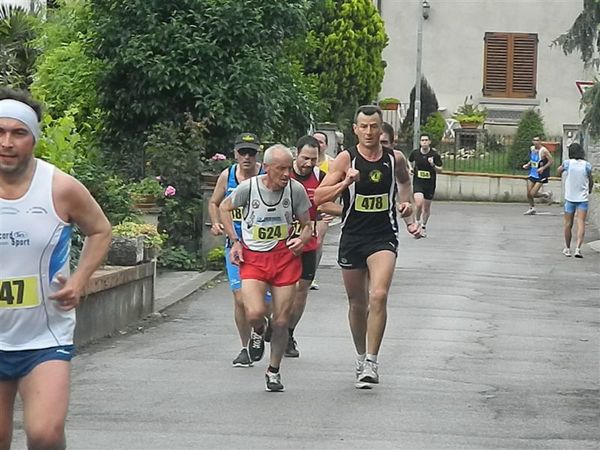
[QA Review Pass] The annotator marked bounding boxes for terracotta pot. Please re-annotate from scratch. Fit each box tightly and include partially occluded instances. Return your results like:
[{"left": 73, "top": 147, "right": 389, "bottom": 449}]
[
  {"left": 379, "top": 102, "right": 399, "bottom": 111},
  {"left": 541, "top": 141, "right": 560, "bottom": 152},
  {"left": 459, "top": 121, "right": 481, "bottom": 129}
]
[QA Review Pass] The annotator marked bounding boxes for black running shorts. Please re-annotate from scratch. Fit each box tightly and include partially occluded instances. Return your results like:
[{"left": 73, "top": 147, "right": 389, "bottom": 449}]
[
  {"left": 413, "top": 181, "right": 436, "bottom": 200},
  {"left": 300, "top": 250, "right": 317, "bottom": 281},
  {"left": 337, "top": 233, "right": 398, "bottom": 270}
]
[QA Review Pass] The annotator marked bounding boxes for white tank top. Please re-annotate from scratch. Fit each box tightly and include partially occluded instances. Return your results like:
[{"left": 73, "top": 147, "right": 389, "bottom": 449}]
[
  {"left": 241, "top": 177, "right": 294, "bottom": 252},
  {"left": 563, "top": 159, "right": 592, "bottom": 203},
  {"left": 0, "top": 159, "right": 75, "bottom": 350}
]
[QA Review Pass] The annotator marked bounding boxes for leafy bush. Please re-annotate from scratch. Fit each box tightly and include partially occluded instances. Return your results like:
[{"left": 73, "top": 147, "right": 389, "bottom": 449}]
[
  {"left": 508, "top": 109, "right": 546, "bottom": 170},
  {"left": 157, "top": 245, "right": 201, "bottom": 271},
  {"left": 206, "top": 247, "right": 225, "bottom": 271},
  {"left": 36, "top": 111, "right": 80, "bottom": 174},
  {"left": 421, "top": 112, "right": 445, "bottom": 148}
]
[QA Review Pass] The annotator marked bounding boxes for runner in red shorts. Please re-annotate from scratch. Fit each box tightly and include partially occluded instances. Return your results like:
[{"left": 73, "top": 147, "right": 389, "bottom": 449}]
[{"left": 220, "top": 144, "right": 312, "bottom": 392}]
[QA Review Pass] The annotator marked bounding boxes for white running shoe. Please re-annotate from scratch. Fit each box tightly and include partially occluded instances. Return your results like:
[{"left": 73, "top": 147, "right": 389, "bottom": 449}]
[
  {"left": 562, "top": 248, "right": 572, "bottom": 257},
  {"left": 523, "top": 207, "right": 536, "bottom": 215},
  {"left": 420, "top": 226, "right": 427, "bottom": 238},
  {"left": 574, "top": 248, "right": 583, "bottom": 258},
  {"left": 355, "top": 360, "right": 379, "bottom": 389}
]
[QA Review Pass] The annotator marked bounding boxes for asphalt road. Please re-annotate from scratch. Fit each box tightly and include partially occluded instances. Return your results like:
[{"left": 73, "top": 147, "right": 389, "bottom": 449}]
[{"left": 12, "top": 202, "right": 600, "bottom": 450}]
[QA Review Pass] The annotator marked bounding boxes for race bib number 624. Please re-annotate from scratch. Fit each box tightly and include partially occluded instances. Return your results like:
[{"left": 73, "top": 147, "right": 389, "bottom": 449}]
[
  {"left": 0, "top": 276, "right": 40, "bottom": 309},
  {"left": 252, "top": 224, "right": 288, "bottom": 241}
]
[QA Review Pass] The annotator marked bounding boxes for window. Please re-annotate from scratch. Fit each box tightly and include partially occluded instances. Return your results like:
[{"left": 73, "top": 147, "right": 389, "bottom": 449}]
[{"left": 483, "top": 32, "right": 538, "bottom": 98}]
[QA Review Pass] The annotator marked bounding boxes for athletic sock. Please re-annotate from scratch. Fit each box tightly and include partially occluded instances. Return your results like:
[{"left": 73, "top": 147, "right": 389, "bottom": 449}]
[
  {"left": 357, "top": 353, "right": 366, "bottom": 362},
  {"left": 366, "top": 353, "right": 378, "bottom": 363},
  {"left": 288, "top": 328, "right": 294, "bottom": 338},
  {"left": 268, "top": 365, "right": 279, "bottom": 374}
]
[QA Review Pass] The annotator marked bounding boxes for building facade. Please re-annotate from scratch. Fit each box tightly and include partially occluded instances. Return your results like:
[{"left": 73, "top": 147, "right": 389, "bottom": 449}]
[{"left": 377, "top": 0, "right": 596, "bottom": 135}]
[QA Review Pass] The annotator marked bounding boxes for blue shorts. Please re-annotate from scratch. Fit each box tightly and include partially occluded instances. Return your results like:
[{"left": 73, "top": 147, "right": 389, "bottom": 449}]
[
  {"left": 224, "top": 246, "right": 271, "bottom": 302},
  {"left": 0, "top": 345, "right": 75, "bottom": 380},
  {"left": 564, "top": 200, "right": 589, "bottom": 214}
]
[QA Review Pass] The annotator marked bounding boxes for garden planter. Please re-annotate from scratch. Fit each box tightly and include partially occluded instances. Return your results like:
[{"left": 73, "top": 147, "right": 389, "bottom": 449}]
[
  {"left": 107, "top": 236, "right": 144, "bottom": 266},
  {"left": 459, "top": 121, "right": 481, "bottom": 129},
  {"left": 541, "top": 141, "right": 560, "bottom": 152}
]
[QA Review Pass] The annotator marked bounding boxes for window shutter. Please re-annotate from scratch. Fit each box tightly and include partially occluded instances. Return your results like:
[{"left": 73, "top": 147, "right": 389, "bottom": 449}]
[
  {"left": 483, "top": 32, "right": 537, "bottom": 99},
  {"left": 511, "top": 33, "right": 537, "bottom": 98},
  {"left": 484, "top": 32, "right": 509, "bottom": 97}
]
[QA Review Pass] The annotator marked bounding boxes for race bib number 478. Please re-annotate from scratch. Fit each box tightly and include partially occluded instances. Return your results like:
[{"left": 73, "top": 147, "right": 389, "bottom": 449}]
[
  {"left": 355, "top": 193, "right": 389, "bottom": 212},
  {"left": 0, "top": 276, "right": 40, "bottom": 309}
]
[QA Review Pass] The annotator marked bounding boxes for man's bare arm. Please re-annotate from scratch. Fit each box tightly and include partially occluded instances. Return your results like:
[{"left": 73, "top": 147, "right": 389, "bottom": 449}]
[
  {"left": 208, "top": 169, "right": 229, "bottom": 235},
  {"left": 314, "top": 152, "right": 356, "bottom": 205}
]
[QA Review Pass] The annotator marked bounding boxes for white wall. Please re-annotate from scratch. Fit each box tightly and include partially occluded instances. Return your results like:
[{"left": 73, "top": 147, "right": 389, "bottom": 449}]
[{"left": 379, "top": 0, "right": 592, "bottom": 135}]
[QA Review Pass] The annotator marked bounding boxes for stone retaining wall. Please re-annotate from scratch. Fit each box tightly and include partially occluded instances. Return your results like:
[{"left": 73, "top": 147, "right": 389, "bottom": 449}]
[{"left": 74, "top": 262, "right": 155, "bottom": 346}]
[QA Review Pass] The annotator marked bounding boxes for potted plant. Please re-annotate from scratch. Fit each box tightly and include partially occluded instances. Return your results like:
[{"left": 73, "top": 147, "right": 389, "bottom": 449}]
[
  {"left": 201, "top": 153, "right": 232, "bottom": 184},
  {"left": 378, "top": 97, "right": 401, "bottom": 111},
  {"left": 112, "top": 221, "right": 166, "bottom": 262},
  {"left": 452, "top": 98, "right": 488, "bottom": 128},
  {"left": 129, "top": 177, "right": 164, "bottom": 206}
]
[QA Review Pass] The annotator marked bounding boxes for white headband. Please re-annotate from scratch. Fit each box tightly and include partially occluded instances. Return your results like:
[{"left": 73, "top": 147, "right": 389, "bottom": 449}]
[{"left": 0, "top": 99, "right": 41, "bottom": 143}]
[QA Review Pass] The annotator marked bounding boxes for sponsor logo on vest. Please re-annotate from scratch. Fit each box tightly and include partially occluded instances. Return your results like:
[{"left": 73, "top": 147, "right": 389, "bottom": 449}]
[
  {"left": 252, "top": 200, "right": 260, "bottom": 209},
  {"left": 369, "top": 170, "right": 382, "bottom": 183},
  {"left": 282, "top": 198, "right": 290, "bottom": 208},
  {"left": 0, "top": 231, "right": 31, "bottom": 248}
]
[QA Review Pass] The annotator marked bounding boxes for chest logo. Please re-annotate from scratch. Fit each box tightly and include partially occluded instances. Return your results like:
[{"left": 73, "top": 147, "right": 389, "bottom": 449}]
[{"left": 369, "top": 170, "right": 382, "bottom": 183}]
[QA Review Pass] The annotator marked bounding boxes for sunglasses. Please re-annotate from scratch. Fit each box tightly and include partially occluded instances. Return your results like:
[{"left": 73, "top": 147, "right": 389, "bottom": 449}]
[{"left": 237, "top": 148, "right": 258, "bottom": 156}]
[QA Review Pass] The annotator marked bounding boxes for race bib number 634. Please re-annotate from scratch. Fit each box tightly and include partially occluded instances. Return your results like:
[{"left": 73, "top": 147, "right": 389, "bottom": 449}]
[{"left": 0, "top": 276, "right": 40, "bottom": 309}]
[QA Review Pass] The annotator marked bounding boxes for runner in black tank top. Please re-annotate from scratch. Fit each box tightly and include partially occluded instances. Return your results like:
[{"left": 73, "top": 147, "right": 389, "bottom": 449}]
[
  {"left": 315, "top": 105, "right": 421, "bottom": 390},
  {"left": 340, "top": 146, "right": 398, "bottom": 237}
]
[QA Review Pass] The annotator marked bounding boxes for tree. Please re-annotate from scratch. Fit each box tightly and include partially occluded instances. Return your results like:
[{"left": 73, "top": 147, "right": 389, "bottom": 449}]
[
  {"left": 304, "top": 0, "right": 388, "bottom": 124},
  {"left": 0, "top": 4, "right": 40, "bottom": 89},
  {"left": 89, "top": 0, "right": 317, "bottom": 176},
  {"left": 554, "top": 0, "right": 600, "bottom": 137},
  {"left": 400, "top": 76, "right": 439, "bottom": 146}
]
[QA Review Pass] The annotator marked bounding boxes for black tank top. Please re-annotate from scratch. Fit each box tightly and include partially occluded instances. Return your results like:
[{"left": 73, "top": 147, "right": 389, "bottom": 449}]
[{"left": 341, "top": 146, "right": 398, "bottom": 236}]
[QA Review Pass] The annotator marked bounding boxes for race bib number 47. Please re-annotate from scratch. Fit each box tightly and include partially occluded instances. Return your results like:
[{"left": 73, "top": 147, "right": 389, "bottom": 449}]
[
  {"left": 355, "top": 194, "right": 389, "bottom": 212},
  {"left": 0, "top": 276, "right": 40, "bottom": 309},
  {"left": 252, "top": 224, "right": 288, "bottom": 241}
]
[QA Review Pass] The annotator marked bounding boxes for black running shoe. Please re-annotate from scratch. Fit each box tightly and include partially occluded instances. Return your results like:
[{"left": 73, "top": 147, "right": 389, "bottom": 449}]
[
  {"left": 248, "top": 327, "right": 265, "bottom": 362},
  {"left": 232, "top": 348, "right": 253, "bottom": 368},
  {"left": 265, "top": 371, "right": 284, "bottom": 392},
  {"left": 284, "top": 336, "right": 300, "bottom": 358}
]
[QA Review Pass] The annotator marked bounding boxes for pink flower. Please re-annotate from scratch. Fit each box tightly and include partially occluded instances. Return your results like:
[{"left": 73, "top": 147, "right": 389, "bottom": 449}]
[
  {"left": 164, "top": 185, "right": 176, "bottom": 197},
  {"left": 211, "top": 153, "right": 226, "bottom": 161}
]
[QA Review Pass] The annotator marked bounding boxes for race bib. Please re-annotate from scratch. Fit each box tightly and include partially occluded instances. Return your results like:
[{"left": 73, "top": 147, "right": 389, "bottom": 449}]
[
  {"left": 289, "top": 220, "right": 315, "bottom": 238},
  {"left": 290, "top": 220, "right": 303, "bottom": 237},
  {"left": 531, "top": 161, "right": 538, "bottom": 168},
  {"left": 252, "top": 224, "right": 288, "bottom": 241},
  {"left": 0, "top": 276, "right": 40, "bottom": 309},
  {"left": 417, "top": 170, "right": 431, "bottom": 179},
  {"left": 231, "top": 207, "right": 244, "bottom": 223},
  {"left": 355, "top": 193, "right": 389, "bottom": 212}
]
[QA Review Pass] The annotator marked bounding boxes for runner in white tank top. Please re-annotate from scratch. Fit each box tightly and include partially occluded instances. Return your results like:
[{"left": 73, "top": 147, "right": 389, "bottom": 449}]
[{"left": 0, "top": 88, "right": 111, "bottom": 450}]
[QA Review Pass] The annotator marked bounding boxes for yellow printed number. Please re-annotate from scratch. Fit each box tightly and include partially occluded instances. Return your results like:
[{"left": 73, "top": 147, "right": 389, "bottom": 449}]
[
  {"left": 417, "top": 170, "right": 431, "bottom": 179},
  {"left": 252, "top": 224, "right": 288, "bottom": 241},
  {"left": 355, "top": 194, "right": 389, "bottom": 212},
  {"left": 0, "top": 276, "right": 39, "bottom": 309}
]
